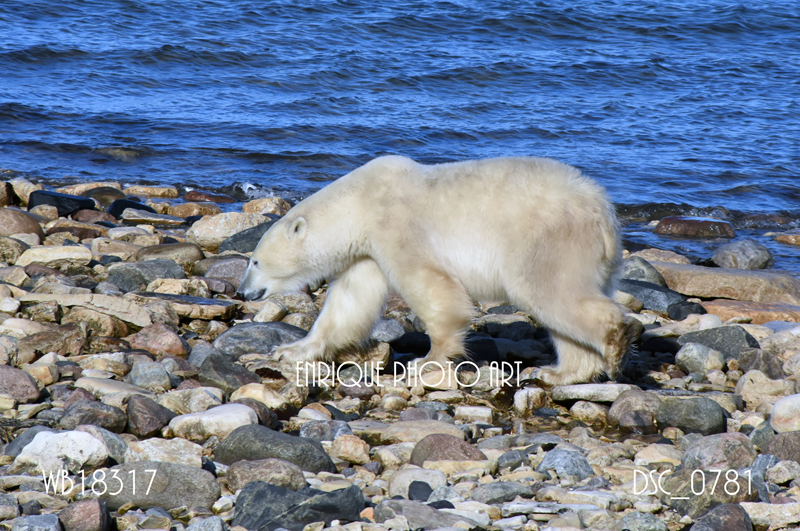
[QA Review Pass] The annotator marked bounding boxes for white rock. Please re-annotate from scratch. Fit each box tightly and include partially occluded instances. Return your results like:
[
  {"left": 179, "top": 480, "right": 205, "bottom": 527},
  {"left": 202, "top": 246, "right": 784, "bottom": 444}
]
[
  {"left": 0, "top": 297, "right": 20, "bottom": 314},
  {"left": 230, "top": 383, "right": 288, "bottom": 411},
  {"left": 158, "top": 387, "right": 224, "bottom": 414},
  {"left": 551, "top": 383, "right": 638, "bottom": 402},
  {"left": 454, "top": 406, "right": 493, "bottom": 424},
  {"left": 169, "top": 403, "right": 257, "bottom": 442},
  {"left": 12, "top": 431, "right": 108, "bottom": 475},
  {"left": 387, "top": 468, "right": 447, "bottom": 498},
  {"left": 75, "top": 377, "right": 154, "bottom": 400},
  {"left": 771, "top": 394, "right": 800, "bottom": 433},
  {"left": 125, "top": 438, "right": 203, "bottom": 467},
  {"left": 513, "top": 387, "right": 547, "bottom": 416},
  {"left": 16, "top": 245, "right": 92, "bottom": 267}
]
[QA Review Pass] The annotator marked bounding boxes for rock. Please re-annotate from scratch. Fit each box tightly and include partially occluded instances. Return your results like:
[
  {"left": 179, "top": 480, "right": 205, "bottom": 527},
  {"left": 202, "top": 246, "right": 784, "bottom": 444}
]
[
  {"left": 701, "top": 300, "right": 800, "bottom": 325},
  {"left": 106, "top": 199, "right": 155, "bottom": 219},
  {"left": 242, "top": 196, "right": 291, "bottom": 216},
  {"left": 74, "top": 426, "right": 127, "bottom": 465},
  {"left": 59, "top": 401, "right": 127, "bottom": 433},
  {"left": 0, "top": 208, "right": 45, "bottom": 239},
  {"left": 739, "top": 502, "right": 800, "bottom": 530},
  {"left": 453, "top": 405, "right": 493, "bottom": 423},
  {"left": 735, "top": 370, "right": 795, "bottom": 409},
  {"left": 552, "top": 383, "right": 638, "bottom": 403},
  {"left": 513, "top": 387, "right": 548, "bottom": 416},
  {"left": 129, "top": 362, "right": 172, "bottom": 392},
  {"left": 183, "top": 190, "right": 235, "bottom": 203},
  {"left": 658, "top": 467, "right": 756, "bottom": 518},
  {"left": 682, "top": 433, "right": 756, "bottom": 470},
  {"left": 388, "top": 468, "right": 447, "bottom": 498},
  {"left": 198, "top": 353, "right": 261, "bottom": 395},
  {"left": 107, "top": 260, "right": 185, "bottom": 293},
  {"left": 0, "top": 365, "right": 41, "bottom": 403},
  {"left": 102, "top": 461, "right": 220, "bottom": 510},
  {"left": 192, "top": 255, "right": 249, "bottom": 289},
  {"left": 409, "top": 434, "right": 486, "bottom": 466},
  {"left": 374, "top": 499, "right": 478, "bottom": 529},
  {"left": 771, "top": 395, "right": 800, "bottom": 433},
  {"left": 712, "top": 239, "right": 773, "bottom": 270},
  {"left": 128, "top": 323, "right": 190, "bottom": 357},
  {"left": 134, "top": 243, "right": 204, "bottom": 272},
  {"left": 168, "top": 202, "right": 222, "bottom": 218},
  {"left": 656, "top": 397, "right": 727, "bottom": 435},
  {"left": 72, "top": 209, "right": 115, "bottom": 224},
  {"left": 0, "top": 235, "right": 30, "bottom": 263},
  {"left": 215, "top": 424, "right": 336, "bottom": 473},
  {"left": 376, "top": 420, "right": 467, "bottom": 445},
  {"left": 125, "top": 437, "right": 203, "bottom": 467},
  {"left": 186, "top": 212, "right": 265, "bottom": 252},
  {"left": 227, "top": 458, "right": 308, "bottom": 491},
  {"left": 618, "top": 279, "right": 686, "bottom": 311},
  {"left": 668, "top": 300, "right": 708, "bottom": 320},
  {"left": 621, "top": 256, "right": 667, "bottom": 286},
  {"left": 763, "top": 432, "right": 800, "bottom": 462},
  {"left": 331, "top": 434, "right": 371, "bottom": 465},
  {"left": 3, "top": 426, "right": 54, "bottom": 458},
  {"left": 676, "top": 343, "right": 726, "bottom": 374},
  {"left": 233, "top": 397, "right": 279, "bottom": 428},
  {"left": 59, "top": 499, "right": 110, "bottom": 531},
  {"left": 370, "top": 318, "right": 406, "bottom": 343},
  {"left": 650, "top": 261, "right": 800, "bottom": 305},
  {"left": 75, "top": 377, "right": 154, "bottom": 400},
  {"left": 616, "top": 512, "right": 669, "bottom": 531},
  {"left": 15, "top": 245, "right": 92, "bottom": 268},
  {"left": 608, "top": 390, "right": 662, "bottom": 425},
  {"left": 12, "top": 430, "right": 108, "bottom": 475},
  {"left": 9, "top": 514, "right": 61, "bottom": 531},
  {"left": 120, "top": 208, "right": 184, "bottom": 225},
  {"left": 737, "top": 348, "right": 785, "bottom": 379},
  {"left": 123, "top": 185, "right": 178, "bottom": 198},
  {"left": 27, "top": 191, "right": 96, "bottom": 218},
  {"left": 634, "top": 443, "right": 682, "bottom": 466},
  {"left": 678, "top": 325, "right": 760, "bottom": 361},
  {"left": 688, "top": 503, "right": 753, "bottom": 531},
  {"left": 212, "top": 322, "right": 307, "bottom": 359},
  {"left": 132, "top": 291, "right": 237, "bottom": 320},
  {"left": 217, "top": 220, "right": 277, "bottom": 254},
  {"left": 233, "top": 481, "right": 364, "bottom": 531},
  {"left": 20, "top": 293, "right": 153, "bottom": 329},
  {"left": 168, "top": 403, "right": 257, "bottom": 442},
  {"left": 230, "top": 383, "right": 289, "bottom": 413},
  {"left": 298, "top": 420, "right": 353, "bottom": 442},
  {"left": 63, "top": 307, "right": 128, "bottom": 338},
  {"left": 655, "top": 216, "right": 735, "bottom": 238},
  {"left": 536, "top": 449, "right": 593, "bottom": 480},
  {"left": 81, "top": 186, "right": 126, "bottom": 207},
  {"left": 470, "top": 482, "right": 534, "bottom": 505}
]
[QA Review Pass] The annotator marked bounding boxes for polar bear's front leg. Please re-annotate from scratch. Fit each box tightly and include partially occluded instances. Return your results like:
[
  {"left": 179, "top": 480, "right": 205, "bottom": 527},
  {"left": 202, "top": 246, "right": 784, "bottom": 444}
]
[{"left": 273, "top": 258, "right": 390, "bottom": 364}]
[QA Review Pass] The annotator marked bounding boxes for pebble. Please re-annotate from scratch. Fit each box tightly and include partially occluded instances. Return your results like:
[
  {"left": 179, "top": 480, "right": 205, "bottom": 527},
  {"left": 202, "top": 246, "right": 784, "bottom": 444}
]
[{"left": 168, "top": 403, "right": 258, "bottom": 442}]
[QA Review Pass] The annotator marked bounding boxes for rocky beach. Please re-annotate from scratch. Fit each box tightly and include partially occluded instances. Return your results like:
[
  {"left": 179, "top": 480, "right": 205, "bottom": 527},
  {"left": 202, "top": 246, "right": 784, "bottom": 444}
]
[{"left": 2, "top": 177, "right": 800, "bottom": 531}]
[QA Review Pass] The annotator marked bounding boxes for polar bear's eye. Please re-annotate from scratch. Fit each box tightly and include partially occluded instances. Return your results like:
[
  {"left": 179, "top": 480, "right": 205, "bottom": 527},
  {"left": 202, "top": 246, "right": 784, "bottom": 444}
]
[{"left": 253, "top": 260, "right": 259, "bottom": 267}]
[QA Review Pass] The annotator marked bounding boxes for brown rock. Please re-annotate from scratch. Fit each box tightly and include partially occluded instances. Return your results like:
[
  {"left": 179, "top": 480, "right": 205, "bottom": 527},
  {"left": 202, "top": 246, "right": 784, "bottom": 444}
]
[
  {"left": 608, "top": 389, "right": 662, "bottom": 425},
  {"left": 126, "top": 395, "right": 177, "bottom": 438},
  {"left": 332, "top": 434, "right": 371, "bottom": 465},
  {"left": 127, "top": 323, "right": 190, "bottom": 356},
  {"left": 168, "top": 202, "right": 222, "bottom": 218},
  {"left": 0, "top": 207, "right": 45, "bottom": 239},
  {"left": 122, "top": 185, "right": 179, "bottom": 198},
  {"left": 242, "top": 196, "right": 291, "bottom": 216},
  {"left": 72, "top": 210, "right": 116, "bottom": 224},
  {"left": 763, "top": 432, "right": 800, "bottom": 463},
  {"left": 655, "top": 216, "right": 735, "bottom": 238},
  {"left": 17, "top": 323, "right": 86, "bottom": 363},
  {"left": 682, "top": 432, "right": 757, "bottom": 470},
  {"left": 186, "top": 212, "right": 265, "bottom": 252},
  {"left": 192, "top": 255, "right": 249, "bottom": 287},
  {"left": 30, "top": 204, "right": 59, "bottom": 220},
  {"left": 0, "top": 235, "right": 30, "bottom": 264},
  {"left": 62, "top": 307, "right": 129, "bottom": 338},
  {"left": 56, "top": 181, "right": 121, "bottom": 196},
  {"left": 45, "top": 225, "right": 102, "bottom": 241},
  {"left": 226, "top": 458, "right": 308, "bottom": 491},
  {"left": 64, "top": 388, "right": 97, "bottom": 408},
  {"left": 0, "top": 181, "right": 10, "bottom": 207},
  {"left": 59, "top": 499, "right": 111, "bottom": 531},
  {"left": 377, "top": 420, "right": 467, "bottom": 445},
  {"left": 135, "top": 243, "right": 204, "bottom": 272},
  {"left": 650, "top": 261, "right": 800, "bottom": 305},
  {"left": 409, "top": 433, "right": 487, "bottom": 466},
  {"left": 0, "top": 364, "right": 41, "bottom": 403},
  {"left": 776, "top": 229, "right": 800, "bottom": 246},
  {"left": 195, "top": 276, "right": 236, "bottom": 296},
  {"left": 701, "top": 299, "right": 800, "bottom": 324},
  {"left": 91, "top": 238, "right": 142, "bottom": 260},
  {"left": 183, "top": 190, "right": 236, "bottom": 203}
]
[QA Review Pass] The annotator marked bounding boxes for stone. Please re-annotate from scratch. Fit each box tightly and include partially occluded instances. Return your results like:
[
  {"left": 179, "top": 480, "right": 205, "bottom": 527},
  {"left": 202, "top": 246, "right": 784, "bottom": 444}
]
[
  {"left": 106, "top": 199, "right": 154, "bottom": 219},
  {"left": 650, "top": 261, "right": 800, "bottom": 305},
  {"left": 11, "top": 430, "right": 108, "bottom": 475},
  {"left": 75, "top": 377, "right": 154, "bottom": 400},
  {"left": 74, "top": 425, "right": 127, "bottom": 465},
  {"left": 129, "top": 362, "right": 172, "bottom": 393},
  {"left": 186, "top": 212, "right": 265, "bottom": 252},
  {"left": 678, "top": 325, "right": 760, "bottom": 360},
  {"left": 621, "top": 255, "right": 667, "bottom": 286},
  {"left": 513, "top": 387, "right": 548, "bottom": 416},
  {"left": 72, "top": 209, "right": 115, "bottom": 224},
  {"left": 132, "top": 291, "right": 237, "bottom": 320},
  {"left": 15, "top": 245, "right": 92, "bottom": 268},
  {"left": 634, "top": 443, "right": 682, "bottom": 466},
  {"left": 9, "top": 514, "right": 61, "bottom": 531},
  {"left": 470, "top": 482, "right": 534, "bottom": 505},
  {"left": 233, "top": 481, "right": 364, "bottom": 531},
  {"left": 536, "top": 449, "right": 593, "bottom": 480},
  {"left": 3, "top": 426, "right": 54, "bottom": 458},
  {"left": 608, "top": 389, "right": 662, "bottom": 425},
  {"left": 217, "top": 220, "right": 277, "bottom": 254},
  {"left": 192, "top": 254, "right": 249, "bottom": 289},
  {"left": 134, "top": 243, "right": 204, "bottom": 271},
  {"left": 212, "top": 322, "right": 307, "bottom": 359},
  {"left": 737, "top": 348, "right": 785, "bottom": 379},
  {"left": 123, "top": 185, "right": 178, "bottom": 198},
  {"left": 656, "top": 397, "right": 727, "bottom": 435},
  {"left": 101, "top": 461, "right": 220, "bottom": 510},
  {"left": 735, "top": 369, "right": 795, "bottom": 409},
  {"left": 82, "top": 186, "right": 126, "bottom": 207},
  {"left": 370, "top": 318, "right": 406, "bottom": 343},
  {"left": 682, "top": 432, "right": 756, "bottom": 470},
  {"left": 453, "top": 405, "right": 493, "bottom": 424},
  {"left": 409, "top": 434, "right": 486, "bottom": 466},
  {"left": 107, "top": 260, "right": 185, "bottom": 293},
  {"left": 228, "top": 459, "right": 307, "bottom": 493},
  {"left": 298, "top": 420, "right": 353, "bottom": 442},
  {"left": 739, "top": 502, "right": 800, "bottom": 530},
  {"left": 331, "top": 434, "right": 371, "bottom": 465},
  {"left": 712, "top": 239, "right": 773, "bottom": 270},
  {"left": 215, "top": 424, "right": 336, "bottom": 473},
  {"left": 658, "top": 467, "right": 756, "bottom": 518},
  {"left": 63, "top": 307, "right": 128, "bottom": 338},
  {"left": 127, "top": 323, "right": 189, "bottom": 357},
  {"left": 376, "top": 420, "right": 467, "bottom": 445},
  {"left": 616, "top": 512, "right": 669, "bottom": 531},
  {"left": 120, "top": 208, "right": 184, "bottom": 225},
  {"left": 771, "top": 395, "right": 800, "bottom": 433},
  {"left": 0, "top": 365, "right": 41, "bottom": 403},
  {"left": 168, "top": 403, "right": 257, "bottom": 442},
  {"left": 58, "top": 499, "right": 110, "bottom": 531},
  {"left": 763, "top": 431, "right": 800, "bottom": 462},
  {"left": 168, "top": 202, "right": 222, "bottom": 218},
  {"left": 59, "top": 401, "right": 127, "bottom": 433},
  {"left": 676, "top": 343, "right": 726, "bottom": 374},
  {"left": 198, "top": 353, "right": 261, "bottom": 395},
  {"left": 242, "top": 196, "right": 291, "bottom": 216},
  {"left": 182, "top": 190, "right": 234, "bottom": 203},
  {"left": 28, "top": 190, "right": 96, "bottom": 217},
  {"left": 0, "top": 235, "right": 30, "bottom": 263},
  {"left": 668, "top": 300, "right": 708, "bottom": 320},
  {"left": 701, "top": 300, "right": 800, "bottom": 325},
  {"left": 124, "top": 437, "right": 202, "bottom": 467},
  {"left": 618, "top": 279, "right": 686, "bottom": 311},
  {"left": 0, "top": 208, "right": 45, "bottom": 239},
  {"left": 230, "top": 383, "right": 290, "bottom": 413},
  {"left": 388, "top": 468, "right": 447, "bottom": 498},
  {"left": 766, "top": 460, "right": 800, "bottom": 485},
  {"left": 374, "top": 499, "right": 478, "bottom": 529},
  {"left": 655, "top": 216, "right": 735, "bottom": 238},
  {"left": 552, "top": 383, "right": 638, "bottom": 403},
  {"left": 20, "top": 293, "right": 153, "bottom": 328}
]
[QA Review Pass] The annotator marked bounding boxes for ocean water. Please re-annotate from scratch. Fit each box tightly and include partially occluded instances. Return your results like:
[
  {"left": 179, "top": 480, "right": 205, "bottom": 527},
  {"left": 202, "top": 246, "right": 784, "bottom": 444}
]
[{"left": 1, "top": 1, "right": 799, "bottom": 270}]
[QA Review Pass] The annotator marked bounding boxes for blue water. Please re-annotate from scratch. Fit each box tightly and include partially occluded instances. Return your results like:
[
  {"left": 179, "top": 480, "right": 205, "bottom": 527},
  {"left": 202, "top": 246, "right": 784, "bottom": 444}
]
[{"left": 1, "top": 1, "right": 799, "bottom": 269}]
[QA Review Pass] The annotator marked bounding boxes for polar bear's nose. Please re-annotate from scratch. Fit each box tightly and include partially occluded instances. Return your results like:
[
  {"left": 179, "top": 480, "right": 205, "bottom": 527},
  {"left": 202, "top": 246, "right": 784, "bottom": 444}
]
[{"left": 238, "top": 287, "right": 266, "bottom": 301}]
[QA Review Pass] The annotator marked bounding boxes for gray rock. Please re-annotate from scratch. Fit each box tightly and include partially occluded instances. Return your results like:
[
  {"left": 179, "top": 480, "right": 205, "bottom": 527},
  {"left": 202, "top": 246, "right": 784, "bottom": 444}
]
[
  {"left": 616, "top": 512, "right": 669, "bottom": 531},
  {"left": 0, "top": 365, "right": 41, "bottom": 403},
  {"left": 374, "top": 499, "right": 478, "bottom": 530},
  {"left": 10, "top": 514, "right": 61, "bottom": 531},
  {"left": 130, "top": 362, "right": 172, "bottom": 393},
  {"left": 763, "top": 431, "right": 800, "bottom": 463},
  {"left": 622, "top": 256, "right": 667, "bottom": 287},
  {"left": 227, "top": 458, "right": 308, "bottom": 491},
  {"left": 470, "top": 482, "right": 535, "bottom": 505},
  {"left": 59, "top": 401, "right": 127, "bottom": 433},
  {"left": 618, "top": 279, "right": 686, "bottom": 311},
  {"left": 0, "top": 492, "right": 19, "bottom": 520},
  {"left": 552, "top": 383, "right": 638, "bottom": 403},
  {"left": 134, "top": 243, "right": 204, "bottom": 270},
  {"left": 298, "top": 420, "right": 353, "bottom": 442},
  {"left": 370, "top": 318, "right": 405, "bottom": 343},
  {"left": 677, "top": 325, "right": 760, "bottom": 361},
  {"left": 186, "top": 516, "right": 224, "bottom": 531},
  {"left": 428, "top": 485, "right": 459, "bottom": 503},
  {"left": 658, "top": 467, "right": 757, "bottom": 518},
  {"left": 232, "top": 481, "right": 364, "bottom": 531},
  {"left": 74, "top": 426, "right": 128, "bottom": 465},
  {"left": 234, "top": 398, "right": 280, "bottom": 429},
  {"left": 192, "top": 255, "right": 249, "bottom": 289},
  {"left": 689, "top": 503, "right": 753, "bottom": 531},
  {"left": 2, "top": 426, "right": 54, "bottom": 458},
  {"left": 737, "top": 348, "right": 785, "bottom": 379},
  {"left": 608, "top": 389, "right": 662, "bottom": 425},
  {"left": 750, "top": 454, "right": 781, "bottom": 502},
  {"left": 213, "top": 322, "right": 307, "bottom": 359},
  {"left": 188, "top": 342, "right": 220, "bottom": 368},
  {"left": 198, "top": 352, "right": 261, "bottom": 396},
  {"left": 107, "top": 260, "right": 186, "bottom": 293},
  {"left": 215, "top": 424, "right": 336, "bottom": 473},
  {"left": 102, "top": 461, "right": 220, "bottom": 510},
  {"left": 656, "top": 397, "right": 727, "bottom": 435},
  {"left": 535, "top": 449, "right": 593, "bottom": 481},
  {"left": 682, "top": 433, "right": 757, "bottom": 470},
  {"left": 125, "top": 395, "right": 177, "bottom": 439},
  {"left": 675, "top": 343, "right": 725, "bottom": 374},
  {"left": 678, "top": 432, "right": 704, "bottom": 452},
  {"left": 712, "top": 239, "right": 773, "bottom": 270},
  {"left": 409, "top": 433, "right": 486, "bottom": 466},
  {"left": 398, "top": 408, "right": 437, "bottom": 421},
  {"left": 217, "top": 220, "right": 277, "bottom": 254}
]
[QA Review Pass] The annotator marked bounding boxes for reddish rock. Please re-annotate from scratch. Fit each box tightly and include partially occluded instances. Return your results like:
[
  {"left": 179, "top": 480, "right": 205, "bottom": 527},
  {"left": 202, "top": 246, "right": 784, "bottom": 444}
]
[
  {"left": 168, "top": 202, "right": 222, "bottom": 218},
  {"left": 655, "top": 216, "right": 735, "bottom": 238},
  {"left": 126, "top": 394, "right": 177, "bottom": 438},
  {"left": 409, "top": 433, "right": 487, "bottom": 466},
  {"left": 59, "top": 499, "right": 111, "bottom": 531},
  {"left": 701, "top": 299, "right": 800, "bottom": 324},
  {"left": 183, "top": 190, "right": 236, "bottom": 203},
  {"left": 46, "top": 226, "right": 102, "bottom": 240},
  {"left": 73, "top": 210, "right": 117, "bottom": 224},
  {"left": 0, "top": 207, "right": 45, "bottom": 239},
  {"left": 127, "top": 323, "right": 190, "bottom": 356},
  {"left": 0, "top": 365, "right": 41, "bottom": 403},
  {"left": 64, "top": 388, "right": 97, "bottom": 408}
]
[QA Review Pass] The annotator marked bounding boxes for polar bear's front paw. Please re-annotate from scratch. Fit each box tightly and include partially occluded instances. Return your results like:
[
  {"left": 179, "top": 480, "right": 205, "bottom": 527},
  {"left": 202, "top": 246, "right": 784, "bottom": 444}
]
[
  {"left": 528, "top": 367, "right": 562, "bottom": 387},
  {"left": 272, "top": 341, "right": 325, "bottom": 366}
]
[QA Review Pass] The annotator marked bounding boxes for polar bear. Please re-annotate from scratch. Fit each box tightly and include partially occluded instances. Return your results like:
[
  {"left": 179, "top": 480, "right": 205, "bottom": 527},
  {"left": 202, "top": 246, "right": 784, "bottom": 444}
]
[{"left": 237, "top": 156, "right": 633, "bottom": 385}]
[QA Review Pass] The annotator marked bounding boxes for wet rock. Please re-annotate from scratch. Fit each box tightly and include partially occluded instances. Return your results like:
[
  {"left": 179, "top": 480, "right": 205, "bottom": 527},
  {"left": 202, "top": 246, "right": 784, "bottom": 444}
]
[
  {"left": 242, "top": 196, "right": 291, "bottom": 216},
  {"left": 102, "top": 461, "right": 220, "bottom": 510},
  {"left": 28, "top": 190, "right": 96, "bottom": 218},
  {"left": 227, "top": 458, "right": 308, "bottom": 491},
  {"left": 11, "top": 430, "right": 108, "bottom": 475},
  {"left": 621, "top": 256, "right": 667, "bottom": 286},
  {"left": 682, "top": 432, "right": 757, "bottom": 470},
  {"left": 107, "top": 260, "right": 185, "bottom": 293},
  {"left": 713, "top": 239, "right": 773, "bottom": 271},
  {"left": 655, "top": 216, "right": 735, "bottom": 238},
  {"left": 212, "top": 322, "right": 307, "bottom": 359},
  {"left": 374, "top": 499, "right": 478, "bottom": 529},
  {"left": 198, "top": 352, "right": 261, "bottom": 395},
  {"left": 656, "top": 397, "right": 727, "bottom": 435},
  {"left": 81, "top": 186, "right": 126, "bottom": 207},
  {"left": 125, "top": 437, "right": 202, "bottom": 467},
  {"left": 678, "top": 325, "right": 760, "bottom": 361},
  {"left": 184, "top": 190, "right": 235, "bottom": 203},
  {"left": 134, "top": 243, "right": 204, "bottom": 272},
  {"left": 536, "top": 449, "right": 593, "bottom": 480},
  {"left": 186, "top": 212, "right": 265, "bottom": 252},
  {"left": 168, "top": 202, "right": 222, "bottom": 218},
  {"left": 233, "top": 481, "right": 364, "bottom": 531},
  {"left": 58, "top": 499, "right": 110, "bottom": 531},
  {"left": 0, "top": 365, "right": 41, "bottom": 403},
  {"left": 618, "top": 279, "right": 686, "bottom": 311},
  {"left": 217, "top": 220, "right": 277, "bottom": 254},
  {"left": 676, "top": 343, "right": 725, "bottom": 374},
  {"left": 0, "top": 207, "right": 45, "bottom": 239},
  {"left": 388, "top": 468, "right": 447, "bottom": 498},
  {"left": 128, "top": 323, "right": 190, "bottom": 357},
  {"left": 59, "top": 401, "right": 127, "bottom": 433},
  {"left": 168, "top": 403, "right": 257, "bottom": 442},
  {"left": 106, "top": 199, "right": 154, "bottom": 219},
  {"left": 298, "top": 420, "right": 353, "bottom": 442},
  {"left": 215, "top": 424, "right": 336, "bottom": 473},
  {"left": 409, "top": 433, "right": 487, "bottom": 466}
]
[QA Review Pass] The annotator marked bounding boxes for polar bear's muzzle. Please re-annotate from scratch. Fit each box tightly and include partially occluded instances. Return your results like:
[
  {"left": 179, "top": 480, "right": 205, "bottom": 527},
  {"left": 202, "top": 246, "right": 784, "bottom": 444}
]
[
  {"left": 237, "top": 262, "right": 268, "bottom": 301},
  {"left": 238, "top": 286, "right": 266, "bottom": 301}
]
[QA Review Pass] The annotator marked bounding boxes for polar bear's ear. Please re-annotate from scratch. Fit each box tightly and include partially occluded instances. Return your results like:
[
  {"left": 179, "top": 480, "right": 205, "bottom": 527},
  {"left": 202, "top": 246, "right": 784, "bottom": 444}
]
[{"left": 288, "top": 217, "right": 307, "bottom": 240}]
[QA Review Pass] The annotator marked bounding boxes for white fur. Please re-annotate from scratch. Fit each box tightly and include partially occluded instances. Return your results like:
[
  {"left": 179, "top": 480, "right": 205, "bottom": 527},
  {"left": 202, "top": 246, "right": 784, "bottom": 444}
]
[{"left": 238, "top": 156, "right": 633, "bottom": 384}]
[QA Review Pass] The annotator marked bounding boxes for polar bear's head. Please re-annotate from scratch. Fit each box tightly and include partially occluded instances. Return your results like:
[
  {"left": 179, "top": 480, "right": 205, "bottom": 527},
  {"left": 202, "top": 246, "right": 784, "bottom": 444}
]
[{"left": 237, "top": 215, "right": 314, "bottom": 301}]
